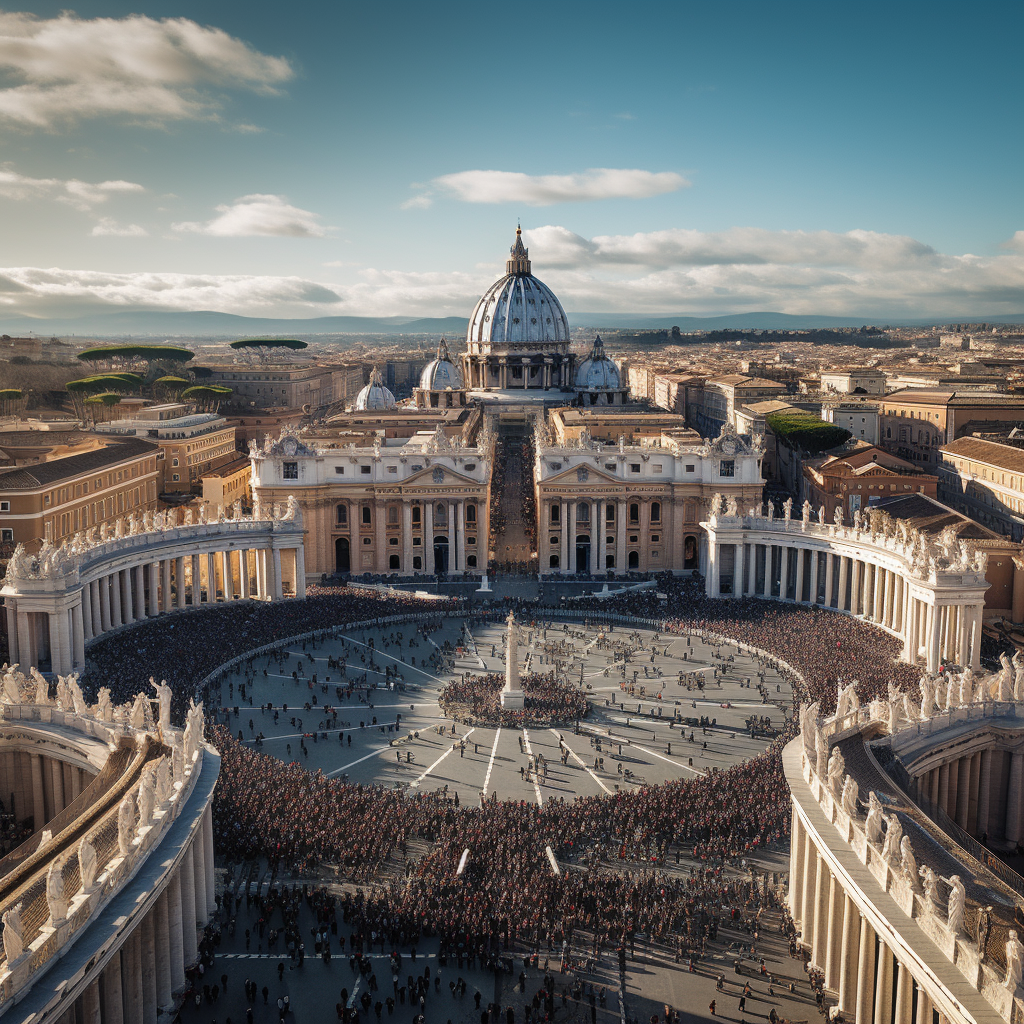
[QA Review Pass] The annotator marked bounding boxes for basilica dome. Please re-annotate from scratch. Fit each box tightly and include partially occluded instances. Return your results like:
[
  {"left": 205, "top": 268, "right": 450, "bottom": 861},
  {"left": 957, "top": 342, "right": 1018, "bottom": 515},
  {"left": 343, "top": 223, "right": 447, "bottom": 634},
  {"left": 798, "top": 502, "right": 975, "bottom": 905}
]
[
  {"left": 466, "top": 227, "right": 570, "bottom": 353},
  {"left": 420, "top": 337, "right": 463, "bottom": 390},
  {"left": 574, "top": 335, "right": 621, "bottom": 390},
  {"left": 354, "top": 366, "right": 397, "bottom": 410}
]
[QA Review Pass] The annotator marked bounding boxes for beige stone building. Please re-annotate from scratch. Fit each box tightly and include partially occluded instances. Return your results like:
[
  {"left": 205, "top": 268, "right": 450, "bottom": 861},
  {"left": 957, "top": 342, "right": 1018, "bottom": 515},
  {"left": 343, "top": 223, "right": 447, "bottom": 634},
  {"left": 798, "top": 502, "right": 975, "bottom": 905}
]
[
  {"left": 251, "top": 430, "right": 490, "bottom": 577},
  {"left": 200, "top": 455, "right": 252, "bottom": 514},
  {"left": 0, "top": 437, "right": 161, "bottom": 553},
  {"left": 534, "top": 425, "right": 763, "bottom": 575}
]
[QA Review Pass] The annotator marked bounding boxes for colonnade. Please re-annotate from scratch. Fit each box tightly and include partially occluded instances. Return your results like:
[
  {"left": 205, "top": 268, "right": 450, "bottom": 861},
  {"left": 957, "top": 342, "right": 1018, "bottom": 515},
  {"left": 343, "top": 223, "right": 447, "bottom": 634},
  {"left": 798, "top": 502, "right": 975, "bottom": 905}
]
[
  {"left": 789, "top": 808, "right": 939, "bottom": 1024},
  {"left": 0, "top": 749, "right": 94, "bottom": 831},
  {"left": 50, "top": 805, "right": 217, "bottom": 1024},
  {"left": 703, "top": 520, "right": 988, "bottom": 672}
]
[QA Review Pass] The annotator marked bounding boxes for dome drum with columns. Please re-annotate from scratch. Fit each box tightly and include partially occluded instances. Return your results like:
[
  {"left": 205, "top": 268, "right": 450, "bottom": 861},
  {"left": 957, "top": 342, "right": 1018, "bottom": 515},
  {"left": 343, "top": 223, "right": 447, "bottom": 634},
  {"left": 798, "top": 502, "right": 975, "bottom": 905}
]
[{"left": 462, "top": 228, "right": 574, "bottom": 392}]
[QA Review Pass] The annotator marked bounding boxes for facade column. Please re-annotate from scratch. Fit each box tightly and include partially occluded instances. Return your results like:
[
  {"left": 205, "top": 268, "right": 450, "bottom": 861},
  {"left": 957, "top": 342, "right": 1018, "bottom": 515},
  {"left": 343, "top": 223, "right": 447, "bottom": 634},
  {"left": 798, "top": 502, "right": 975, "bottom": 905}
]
[
  {"left": 154, "top": 890, "right": 173, "bottom": 1009},
  {"left": 779, "top": 546, "right": 789, "bottom": 600},
  {"left": 1006, "top": 749, "right": 1024, "bottom": 844},
  {"left": 446, "top": 501, "right": 456, "bottom": 575},
  {"left": 179, "top": 848, "right": 198, "bottom": 965},
  {"left": 456, "top": 500, "right": 466, "bottom": 573},
  {"left": 110, "top": 572, "right": 122, "bottom": 628},
  {"left": 855, "top": 915, "right": 874, "bottom": 1024},
  {"left": 559, "top": 502, "right": 569, "bottom": 573},
  {"left": 81, "top": 979, "right": 101, "bottom": 1024},
  {"left": 746, "top": 542, "right": 757, "bottom": 596},
  {"left": 567, "top": 501, "right": 577, "bottom": 574},
  {"left": 100, "top": 951, "right": 125, "bottom": 1024},
  {"left": 124, "top": 926, "right": 143, "bottom": 1024},
  {"left": 894, "top": 963, "right": 914, "bottom": 1024},
  {"left": 424, "top": 502, "right": 435, "bottom": 574},
  {"left": 838, "top": 894, "right": 859, "bottom": 1013},
  {"left": 402, "top": 500, "right": 413, "bottom": 574},
  {"left": 141, "top": 911, "right": 158, "bottom": 1024},
  {"left": 873, "top": 943, "right": 894, "bottom": 1024},
  {"left": 134, "top": 564, "right": 146, "bottom": 620},
  {"left": 596, "top": 500, "right": 606, "bottom": 574},
  {"left": 795, "top": 547, "right": 805, "bottom": 602},
  {"left": 616, "top": 500, "right": 627, "bottom": 576},
  {"left": 166, "top": 872, "right": 186, "bottom": 993},
  {"left": 272, "top": 548, "right": 283, "bottom": 599},
  {"left": 71, "top": 601, "right": 85, "bottom": 670}
]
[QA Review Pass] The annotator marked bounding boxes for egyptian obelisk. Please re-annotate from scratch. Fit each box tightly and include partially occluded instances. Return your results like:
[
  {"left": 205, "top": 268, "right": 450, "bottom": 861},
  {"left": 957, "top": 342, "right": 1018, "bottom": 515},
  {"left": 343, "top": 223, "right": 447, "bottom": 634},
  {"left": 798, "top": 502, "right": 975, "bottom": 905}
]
[{"left": 500, "top": 610, "right": 526, "bottom": 709}]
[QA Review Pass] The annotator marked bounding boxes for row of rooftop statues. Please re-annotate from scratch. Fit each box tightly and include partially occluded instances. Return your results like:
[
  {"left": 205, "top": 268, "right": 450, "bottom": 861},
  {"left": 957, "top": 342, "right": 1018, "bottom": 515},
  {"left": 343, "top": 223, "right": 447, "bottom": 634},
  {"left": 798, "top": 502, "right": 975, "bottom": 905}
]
[{"left": 800, "top": 667, "right": 1024, "bottom": 993}]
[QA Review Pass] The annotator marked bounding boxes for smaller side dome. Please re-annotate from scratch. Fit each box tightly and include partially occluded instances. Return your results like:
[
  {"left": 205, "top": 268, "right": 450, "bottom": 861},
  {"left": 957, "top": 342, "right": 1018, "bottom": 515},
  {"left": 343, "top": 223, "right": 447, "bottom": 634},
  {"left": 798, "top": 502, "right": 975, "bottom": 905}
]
[
  {"left": 354, "top": 366, "right": 397, "bottom": 410},
  {"left": 574, "top": 335, "right": 621, "bottom": 390},
  {"left": 420, "top": 337, "right": 463, "bottom": 391}
]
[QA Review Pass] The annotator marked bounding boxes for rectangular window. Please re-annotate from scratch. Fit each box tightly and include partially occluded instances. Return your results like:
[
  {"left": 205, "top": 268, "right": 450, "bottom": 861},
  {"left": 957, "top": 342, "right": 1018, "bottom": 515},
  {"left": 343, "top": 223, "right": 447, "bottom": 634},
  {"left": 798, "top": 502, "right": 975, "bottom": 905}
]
[
  {"left": 630, "top": 463, "right": 640, "bottom": 473},
  {"left": 605, "top": 463, "right": 616, "bottom": 472},
  {"left": 282, "top": 462, "right": 298, "bottom": 479},
  {"left": 334, "top": 466, "right": 344, "bottom": 475},
  {"left": 719, "top": 460, "right": 735, "bottom": 478},
  {"left": 653, "top": 464, "right": 663, "bottom": 473},
  {"left": 362, "top": 506, "right": 371, "bottom": 525},
  {"left": 685, "top": 464, "right": 695, "bottom": 473},
  {"left": 360, "top": 465, "right": 371, "bottom": 475},
  {"left": 0, "top": 501, "right": 8, "bottom": 513},
  {"left": 387, "top": 466, "right": 397, "bottom": 474},
  {"left": 0, "top": 529, "right": 12, "bottom": 542},
  {"left": 550, "top": 504, "right": 560, "bottom": 524}
]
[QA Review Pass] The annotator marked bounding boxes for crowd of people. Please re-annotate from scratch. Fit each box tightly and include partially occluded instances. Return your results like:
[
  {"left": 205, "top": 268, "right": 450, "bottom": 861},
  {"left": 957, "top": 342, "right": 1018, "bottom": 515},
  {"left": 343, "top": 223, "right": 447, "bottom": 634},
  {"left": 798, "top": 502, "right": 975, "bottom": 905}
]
[
  {"left": 84, "top": 572, "right": 919, "bottom": 961},
  {"left": 439, "top": 671, "right": 590, "bottom": 727}
]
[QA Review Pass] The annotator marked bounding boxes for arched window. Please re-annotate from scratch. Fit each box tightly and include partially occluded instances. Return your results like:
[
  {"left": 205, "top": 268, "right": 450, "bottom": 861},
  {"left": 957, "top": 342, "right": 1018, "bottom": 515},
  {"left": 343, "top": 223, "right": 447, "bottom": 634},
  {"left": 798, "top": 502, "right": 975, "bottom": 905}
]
[
  {"left": 361, "top": 505, "right": 371, "bottom": 525},
  {"left": 336, "top": 503, "right": 347, "bottom": 525},
  {"left": 412, "top": 505, "right": 421, "bottom": 524},
  {"left": 549, "top": 554, "right": 560, "bottom": 568},
  {"left": 651, "top": 501, "right": 661, "bottom": 523},
  {"left": 466, "top": 503, "right": 476, "bottom": 523},
  {"left": 628, "top": 551, "right": 639, "bottom": 569}
]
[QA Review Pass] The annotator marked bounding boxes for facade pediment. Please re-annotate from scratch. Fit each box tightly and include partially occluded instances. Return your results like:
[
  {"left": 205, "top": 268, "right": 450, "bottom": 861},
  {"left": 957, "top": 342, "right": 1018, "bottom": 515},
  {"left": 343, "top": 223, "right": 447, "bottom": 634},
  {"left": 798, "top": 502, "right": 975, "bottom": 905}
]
[{"left": 543, "top": 462, "right": 621, "bottom": 488}]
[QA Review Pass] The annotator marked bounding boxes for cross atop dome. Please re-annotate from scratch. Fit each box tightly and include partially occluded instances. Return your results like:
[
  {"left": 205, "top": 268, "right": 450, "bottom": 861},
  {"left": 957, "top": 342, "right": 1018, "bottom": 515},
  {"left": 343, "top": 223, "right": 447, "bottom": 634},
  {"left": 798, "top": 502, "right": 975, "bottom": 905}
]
[{"left": 506, "top": 225, "right": 531, "bottom": 276}]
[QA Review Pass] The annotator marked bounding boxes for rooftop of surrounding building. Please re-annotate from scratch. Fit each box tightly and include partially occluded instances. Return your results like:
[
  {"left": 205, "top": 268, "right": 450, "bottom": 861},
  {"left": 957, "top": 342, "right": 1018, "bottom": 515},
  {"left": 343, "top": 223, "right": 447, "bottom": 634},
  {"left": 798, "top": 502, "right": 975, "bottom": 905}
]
[
  {"left": 875, "top": 492, "right": 1007, "bottom": 541},
  {"left": 709, "top": 374, "right": 788, "bottom": 388},
  {"left": 817, "top": 443, "right": 929, "bottom": 476},
  {"left": 884, "top": 388, "right": 1024, "bottom": 407},
  {"left": 736, "top": 399, "right": 797, "bottom": 417},
  {"left": 201, "top": 454, "right": 251, "bottom": 479},
  {"left": 940, "top": 436, "right": 1024, "bottom": 475},
  {"left": 0, "top": 437, "right": 159, "bottom": 490}
]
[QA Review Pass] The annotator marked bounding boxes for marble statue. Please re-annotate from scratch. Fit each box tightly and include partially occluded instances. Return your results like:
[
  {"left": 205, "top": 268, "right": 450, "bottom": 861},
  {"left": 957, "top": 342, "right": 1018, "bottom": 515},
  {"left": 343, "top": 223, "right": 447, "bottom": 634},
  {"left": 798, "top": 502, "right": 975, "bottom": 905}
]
[
  {"left": 1014, "top": 652, "right": 1024, "bottom": 702},
  {"left": 920, "top": 865, "right": 940, "bottom": 908},
  {"left": 836, "top": 682, "right": 859, "bottom": 720},
  {"left": 881, "top": 812, "right": 903, "bottom": 866},
  {"left": 117, "top": 793, "right": 136, "bottom": 857},
  {"left": 958, "top": 669, "right": 973, "bottom": 708},
  {"left": 2, "top": 670, "right": 21, "bottom": 704},
  {"left": 840, "top": 775, "right": 859, "bottom": 816},
  {"left": 997, "top": 653, "right": 1014, "bottom": 702},
  {"left": 800, "top": 701, "right": 820, "bottom": 755},
  {"left": 151, "top": 678, "right": 172, "bottom": 732},
  {"left": 3, "top": 902, "right": 24, "bottom": 962},
  {"left": 818, "top": 504, "right": 826, "bottom": 525},
  {"left": 833, "top": 506, "right": 844, "bottom": 527},
  {"left": 865, "top": 792, "right": 885, "bottom": 845},
  {"left": 55, "top": 674, "right": 70, "bottom": 710},
  {"left": 827, "top": 747, "right": 845, "bottom": 796},
  {"left": 183, "top": 698, "right": 205, "bottom": 762},
  {"left": 137, "top": 769, "right": 156, "bottom": 826},
  {"left": 725, "top": 495, "right": 738, "bottom": 518},
  {"left": 783, "top": 497, "right": 793, "bottom": 521},
  {"left": 766, "top": 501, "right": 775, "bottom": 521},
  {"left": 946, "top": 875, "right": 966, "bottom": 935},
  {"left": 38, "top": 829, "right": 51, "bottom": 849},
  {"left": 919, "top": 677, "right": 937, "bottom": 719},
  {"left": 78, "top": 838, "right": 97, "bottom": 891},
  {"left": 801, "top": 500, "right": 811, "bottom": 525},
  {"left": 170, "top": 734, "right": 184, "bottom": 784},
  {"left": 815, "top": 726, "right": 829, "bottom": 778},
  {"left": 67, "top": 674, "right": 87, "bottom": 716},
  {"left": 32, "top": 667, "right": 49, "bottom": 705},
  {"left": 1005, "top": 931, "right": 1024, "bottom": 991},
  {"left": 155, "top": 756, "right": 172, "bottom": 804},
  {"left": 899, "top": 836, "right": 921, "bottom": 892},
  {"left": 96, "top": 687, "right": 112, "bottom": 722},
  {"left": 888, "top": 689, "right": 902, "bottom": 734},
  {"left": 46, "top": 859, "right": 67, "bottom": 922},
  {"left": 902, "top": 691, "right": 918, "bottom": 725},
  {"left": 130, "top": 692, "right": 148, "bottom": 731}
]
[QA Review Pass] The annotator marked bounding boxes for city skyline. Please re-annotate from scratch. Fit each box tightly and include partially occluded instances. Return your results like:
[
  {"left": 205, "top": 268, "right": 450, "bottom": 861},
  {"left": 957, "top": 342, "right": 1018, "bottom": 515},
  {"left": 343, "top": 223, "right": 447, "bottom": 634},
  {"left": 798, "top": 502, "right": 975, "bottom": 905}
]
[{"left": 0, "top": 0, "right": 1021, "bottom": 321}]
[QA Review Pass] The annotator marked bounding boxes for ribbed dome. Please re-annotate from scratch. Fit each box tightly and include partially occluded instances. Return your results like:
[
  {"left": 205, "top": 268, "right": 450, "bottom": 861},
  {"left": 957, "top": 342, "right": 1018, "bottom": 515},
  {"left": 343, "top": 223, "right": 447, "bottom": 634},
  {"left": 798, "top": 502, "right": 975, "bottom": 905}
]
[
  {"left": 574, "top": 335, "right": 621, "bottom": 390},
  {"left": 466, "top": 228, "right": 570, "bottom": 353},
  {"left": 354, "top": 366, "right": 397, "bottom": 410},
  {"left": 420, "top": 337, "right": 463, "bottom": 390}
]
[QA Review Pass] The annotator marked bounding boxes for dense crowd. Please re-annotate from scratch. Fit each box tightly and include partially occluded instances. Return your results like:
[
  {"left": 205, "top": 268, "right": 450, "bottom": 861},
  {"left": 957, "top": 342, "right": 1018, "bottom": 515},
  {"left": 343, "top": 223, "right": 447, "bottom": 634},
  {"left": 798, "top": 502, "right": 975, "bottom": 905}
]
[
  {"left": 439, "top": 671, "right": 590, "bottom": 726},
  {"left": 85, "top": 574, "right": 916, "bottom": 955}
]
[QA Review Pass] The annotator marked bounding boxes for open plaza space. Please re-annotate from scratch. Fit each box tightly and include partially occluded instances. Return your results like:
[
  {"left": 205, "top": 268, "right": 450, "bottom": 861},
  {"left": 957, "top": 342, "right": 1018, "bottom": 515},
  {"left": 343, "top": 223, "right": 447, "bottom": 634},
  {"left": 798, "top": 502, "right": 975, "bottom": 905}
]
[{"left": 211, "top": 615, "right": 793, "bottom": 807}]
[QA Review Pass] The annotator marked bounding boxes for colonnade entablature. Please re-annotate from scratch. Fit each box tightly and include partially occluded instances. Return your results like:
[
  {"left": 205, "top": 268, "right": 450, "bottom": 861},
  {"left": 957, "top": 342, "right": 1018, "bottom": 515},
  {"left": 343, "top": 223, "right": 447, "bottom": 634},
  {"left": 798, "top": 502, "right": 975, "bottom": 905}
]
[
  {"left": 703, "top": 496, "right": 991, "bottom": 672},
  {"left": 0, "top": 675, "right": 217, "bottom": 1021},
  {"left": 789, "top": 680, "right": 1024, "bottom": 1024},
  {"left": 1, "top": 501, "right": 306, "bottom": 677}
]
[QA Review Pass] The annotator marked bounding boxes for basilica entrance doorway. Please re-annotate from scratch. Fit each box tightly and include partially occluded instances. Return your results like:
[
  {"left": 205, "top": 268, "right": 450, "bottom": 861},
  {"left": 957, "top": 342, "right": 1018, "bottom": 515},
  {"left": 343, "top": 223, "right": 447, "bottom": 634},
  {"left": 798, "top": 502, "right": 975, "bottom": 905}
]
[{"left": 335, "top": 537, "right": 350, "bottom": 574}]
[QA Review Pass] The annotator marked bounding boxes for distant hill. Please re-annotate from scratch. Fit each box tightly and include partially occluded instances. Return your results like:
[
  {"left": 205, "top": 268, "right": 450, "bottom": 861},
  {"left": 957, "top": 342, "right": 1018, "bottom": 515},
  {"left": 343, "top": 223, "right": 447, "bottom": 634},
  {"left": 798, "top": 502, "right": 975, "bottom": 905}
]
[{"left": 1, "top": 308, "right": 1021, "bottom": 338}]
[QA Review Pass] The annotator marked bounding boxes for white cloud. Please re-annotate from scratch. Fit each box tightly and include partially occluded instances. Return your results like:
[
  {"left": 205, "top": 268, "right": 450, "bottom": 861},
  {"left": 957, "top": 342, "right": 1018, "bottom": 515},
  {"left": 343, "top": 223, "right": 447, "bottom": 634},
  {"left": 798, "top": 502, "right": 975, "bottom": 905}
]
[
  {"left": 0, "top": 11, "right": 292, "bottom": 128},
  {"left": 1003, "top": 231, "right": 1024, "bottom": 253},
  {"left": 172, "top": 194, "right": 327, "bottom": 238},
  {"left": 407, "top": 168, "right": 688, "bottom": 207},
  {"left": 400, "top": 194, "right": 433, "bottom": 210},
  {"left": 91, "top": 218, "right": 147, "bottom": 237},
  {"left": 0, "top": 167, "right": 144, "bottom": 210},
  {"left": 0, "top": 266, "right": 341, "bottom": 316}
]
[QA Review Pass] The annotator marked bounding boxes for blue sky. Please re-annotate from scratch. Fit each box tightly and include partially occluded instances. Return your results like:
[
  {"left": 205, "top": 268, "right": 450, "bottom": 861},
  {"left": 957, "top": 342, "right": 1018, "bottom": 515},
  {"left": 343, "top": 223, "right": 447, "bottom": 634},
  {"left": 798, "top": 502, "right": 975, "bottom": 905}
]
[{"left": 0, "top": 0, "right": 1021, "bottom": 319}]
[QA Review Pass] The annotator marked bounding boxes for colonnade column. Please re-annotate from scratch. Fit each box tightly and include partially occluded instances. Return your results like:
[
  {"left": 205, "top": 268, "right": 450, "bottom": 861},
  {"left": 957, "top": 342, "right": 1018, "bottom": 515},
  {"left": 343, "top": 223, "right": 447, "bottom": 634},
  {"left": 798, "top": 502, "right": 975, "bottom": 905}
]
[
  {"left": 81, "top": 979, "right": 101, "bottom": 1024},
  {"left": 1006, "top": 750, "right": 1024, "bottom": 844},
  {"left": 81, "top": 585, "right": 93, "bottom": 641},
  {"left": 873, "top": 941, "right": 894, "bottom": 1024},
  {"left": 100, "top": 951, "right": 124, "bottom": 1024},
  {"left": 894, "top": 963, "right": 914, "bottom": 1024},
  {"left": 91, "top": 579, "right": 102, "bottom": 636},
  {"left": 203, "top": 806, "right": 217, "bottom": 917},
  {"left": 162, "top": 560, "right": 173, "bottom": 613},
  {"left": 272, "top": 548, "right": 283, "bottom": 600},
  {"left": 147, "top": 562, "right": 159, "bottom": 616},
  {"left": 779, "top": 546, "right": 789, "bottom": 600},
  {"left": 206, "top": 552, "right": 217, "bottom": 601},
  {"left": 141, "top": 911, "right": 158, "bottom": 1024},
  {"left": 824, "top": 873, "right": 843, "bottom": 991},
  {"left": 179, "top": 846, "right": 198, "bottom": 965},
  {"left": 402, "top": 501, "right": 413, "bottom": 574},
  {"left": 795, "top": 547, "right": 805, "bottom": 602},
  {"left": 110, "top": 571, "right": 122, "bottom": 628},
  {"left": 850, "top": 559, "right": 861, "bottom": 615},
  {"left": 239, "top": 551, "right": 251, "bottom": 598},
  {"left": 838, "top": 894, "right": 859, "bottom": 1013},
  {"left": 456, "top": 500, "right": 466, "bottom": 574},
  {"left": 855, "top": 915, "right": 874, "bottom": 1024},
  {"left": 789, "top": 808, "right": 804, "bottom": 924},
  {"left": 166, "top": 871, "right": 186, "bottom": 993},
  {"left": 71, "top": 601, "right": 85, "bottom": 669},
  {"left": 221, "top": 550, "right": 233, "bottom": 600},
  {"left": 810, "top": 851, "right": 824, "bottom": 968},
  {"left": 763, "top": 544, "right": 773, "bottom": 597},
  {"left": 134, "top": 564, "right": 146, "bottom": 620},
  {"left": 123, "top": 927, "right": 143, "bottom": 1024},
  {"left": 825, "top": 552, "right": 835, "bottom": 608},
  {"left": 927, "top": 604, "right": 941, "bottom": 672},
  {"left": 809, "top": 551, "right": 820, "bottom": 605},
  {"left": 175, "top": 557, "right": 186, "bottom": 610},
  {"left": 154, "top": 889, "right": 173, "bottom": 1008},
  {"left": 190, "top": 555, "right": 201, "bottom": 607},
  {"left": 734, "top": 542, "right": 745, "bottom": 597}
]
